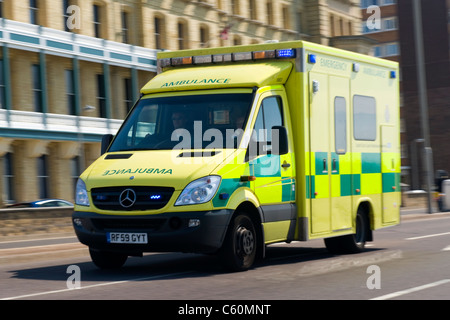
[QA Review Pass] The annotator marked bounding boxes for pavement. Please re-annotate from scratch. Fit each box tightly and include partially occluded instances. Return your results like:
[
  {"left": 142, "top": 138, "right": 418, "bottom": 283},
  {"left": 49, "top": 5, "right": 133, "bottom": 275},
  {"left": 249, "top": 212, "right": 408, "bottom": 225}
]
[{"left": 1, "top": 207, "right": 449, "bottom": 265}]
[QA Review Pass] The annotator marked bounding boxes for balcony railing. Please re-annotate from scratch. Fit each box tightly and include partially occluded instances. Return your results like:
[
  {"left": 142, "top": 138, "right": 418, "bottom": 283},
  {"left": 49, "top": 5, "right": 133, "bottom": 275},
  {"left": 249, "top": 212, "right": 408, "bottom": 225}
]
[
  {"left": 0, "top": 109, "right": 123, "bottom": 141},
  {"left": 0, "top": 18, "right": 158, "bottom": 71}
]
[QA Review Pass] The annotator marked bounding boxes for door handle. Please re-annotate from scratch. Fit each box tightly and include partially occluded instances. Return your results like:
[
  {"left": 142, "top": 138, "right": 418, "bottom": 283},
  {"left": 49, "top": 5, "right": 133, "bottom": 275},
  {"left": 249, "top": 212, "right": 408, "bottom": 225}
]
[{"left": 281, "top": 162, "right": 291, "bottom": 168}]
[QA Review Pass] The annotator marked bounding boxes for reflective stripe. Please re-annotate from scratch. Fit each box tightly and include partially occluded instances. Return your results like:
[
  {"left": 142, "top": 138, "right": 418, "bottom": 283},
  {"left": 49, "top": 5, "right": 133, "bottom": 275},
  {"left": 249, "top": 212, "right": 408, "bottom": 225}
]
[{"left": 306, "top": 152, "right": 400, "bottom": 199}]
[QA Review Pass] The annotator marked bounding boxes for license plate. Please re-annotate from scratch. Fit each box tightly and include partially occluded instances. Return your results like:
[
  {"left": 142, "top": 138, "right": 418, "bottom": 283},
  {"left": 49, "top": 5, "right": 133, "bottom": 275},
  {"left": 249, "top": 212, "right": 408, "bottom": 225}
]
[{"left": 107, "top": 232, "right": 148, "bottom": 244}]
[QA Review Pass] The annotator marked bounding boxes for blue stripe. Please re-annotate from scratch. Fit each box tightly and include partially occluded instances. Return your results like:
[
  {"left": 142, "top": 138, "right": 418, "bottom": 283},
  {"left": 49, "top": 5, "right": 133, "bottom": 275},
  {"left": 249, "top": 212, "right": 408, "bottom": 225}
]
[
  {"left": 138, "top": 57, "right": 157, "bottom": 66},
  {"left": 111, "top": 52, "right": 132, "bottom": 62},
  {"left": 47, "top": 40, "right": 73, "bottom": 51},
  {"left": 10, "top": 33, "right": 40, "bottom": 44},
  {"left": 80, "top": 46, "right": 104, "bottom": 57}
]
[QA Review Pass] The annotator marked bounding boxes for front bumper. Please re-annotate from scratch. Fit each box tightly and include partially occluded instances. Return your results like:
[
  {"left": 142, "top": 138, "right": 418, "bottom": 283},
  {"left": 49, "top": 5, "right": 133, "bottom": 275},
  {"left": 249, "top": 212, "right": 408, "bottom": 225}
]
[{"left": 72, "top": 210, "right": 233, "bottom": 255}]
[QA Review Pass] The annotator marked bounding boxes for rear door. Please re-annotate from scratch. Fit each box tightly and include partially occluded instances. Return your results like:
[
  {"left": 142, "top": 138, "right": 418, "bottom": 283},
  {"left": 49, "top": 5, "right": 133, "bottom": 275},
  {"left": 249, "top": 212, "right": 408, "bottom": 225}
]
[{"left": 381, "top": 125, "right": 400, "bottom": 224}]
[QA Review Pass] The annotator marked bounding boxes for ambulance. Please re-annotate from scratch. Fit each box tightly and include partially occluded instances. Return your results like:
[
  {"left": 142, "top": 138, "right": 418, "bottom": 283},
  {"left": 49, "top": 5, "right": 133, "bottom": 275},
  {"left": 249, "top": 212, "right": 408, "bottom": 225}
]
[{"left": 73, "top": 40, "right": 401, "bottom": 271}]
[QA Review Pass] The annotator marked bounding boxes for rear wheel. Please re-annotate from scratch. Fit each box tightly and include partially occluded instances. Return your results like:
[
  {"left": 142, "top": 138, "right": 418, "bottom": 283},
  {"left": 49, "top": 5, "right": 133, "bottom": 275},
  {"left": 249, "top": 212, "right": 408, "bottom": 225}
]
[
  {"left": 324, "top": 207, "right": 368, "bottom": 254},
  {"left": 89, "top": 248, "right": 128, "bottom": 269},
  {"left": 219, "top": 213, "right": 257, "bottom": 272}
]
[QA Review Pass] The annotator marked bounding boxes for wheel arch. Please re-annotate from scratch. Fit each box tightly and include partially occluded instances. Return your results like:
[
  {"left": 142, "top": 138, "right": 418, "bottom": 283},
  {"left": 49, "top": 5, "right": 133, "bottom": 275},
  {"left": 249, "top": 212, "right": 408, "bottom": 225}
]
[
  {"left": 233, "top": 201, "right": 265, "bottom": 259},
  {"left": 356, "top": 200, "right": 373, "bottom": 242}
]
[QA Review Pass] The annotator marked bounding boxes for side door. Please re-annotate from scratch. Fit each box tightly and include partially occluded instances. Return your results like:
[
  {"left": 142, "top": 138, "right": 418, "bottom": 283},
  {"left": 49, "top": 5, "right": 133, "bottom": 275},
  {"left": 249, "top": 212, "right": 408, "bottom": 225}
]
[
  {"left": 309, "top": 72, "right": 331, "bottom": 235},
  {"left": 329, "top": 75, "right": 352, "bottom": 232},
  {"left": 248, "top": 89, "right": 295, "bottom": 241},
  {"left": 308, "top": 72, "right": 352, "bottom": 235}
]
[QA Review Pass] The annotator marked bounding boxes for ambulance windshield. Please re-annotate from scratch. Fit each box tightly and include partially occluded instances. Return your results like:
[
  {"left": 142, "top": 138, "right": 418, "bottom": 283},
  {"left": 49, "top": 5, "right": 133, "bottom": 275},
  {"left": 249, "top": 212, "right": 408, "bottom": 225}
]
[{"left": 109, "top": 92, "right": 253, "bottom": 152}]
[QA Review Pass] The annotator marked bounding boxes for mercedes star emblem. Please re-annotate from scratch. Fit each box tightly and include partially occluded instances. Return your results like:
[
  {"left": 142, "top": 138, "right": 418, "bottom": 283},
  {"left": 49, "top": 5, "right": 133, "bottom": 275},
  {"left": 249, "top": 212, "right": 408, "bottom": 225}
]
[{"left": 119, "top": 188, "right": 137, "bottom": 208}]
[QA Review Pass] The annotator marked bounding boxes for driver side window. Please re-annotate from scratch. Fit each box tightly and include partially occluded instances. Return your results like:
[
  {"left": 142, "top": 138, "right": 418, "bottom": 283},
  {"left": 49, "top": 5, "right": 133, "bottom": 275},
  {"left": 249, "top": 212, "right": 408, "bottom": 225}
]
[
  {"left": 250, "top": 95, "right": 284, "bottom": 156},
  {"left": 253, "top": 96, "right": 284, "bottom": 142}
]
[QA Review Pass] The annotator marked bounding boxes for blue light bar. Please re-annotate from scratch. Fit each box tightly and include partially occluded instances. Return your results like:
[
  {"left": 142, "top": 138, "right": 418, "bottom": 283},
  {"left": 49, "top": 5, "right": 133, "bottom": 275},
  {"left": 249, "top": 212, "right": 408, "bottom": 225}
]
[
  {"left": 308, "top": 54, "right": 317, "bottom": 64},
  {"left": 390, "top": 71, "right": 396, "bottom": 79},
  {"left": 276, "top": 49, "right": 296, "bottom": 58}
]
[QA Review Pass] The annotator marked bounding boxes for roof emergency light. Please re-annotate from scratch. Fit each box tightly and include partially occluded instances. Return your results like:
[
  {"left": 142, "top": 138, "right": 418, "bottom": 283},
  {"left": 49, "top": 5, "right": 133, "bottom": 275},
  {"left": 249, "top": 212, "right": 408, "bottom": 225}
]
[{"left": 159, "top": 48, "right": 297, "bottom": 68}]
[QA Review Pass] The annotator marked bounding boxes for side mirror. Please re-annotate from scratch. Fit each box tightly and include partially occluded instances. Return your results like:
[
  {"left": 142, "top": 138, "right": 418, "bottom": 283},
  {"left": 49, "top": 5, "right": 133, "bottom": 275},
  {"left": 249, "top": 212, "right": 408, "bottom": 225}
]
[
  {"left": 101, "top": 134, "right": 113, "bottom": 155},
  {"left": 271, "top": 126, "right": 289, "bottom": 155}
]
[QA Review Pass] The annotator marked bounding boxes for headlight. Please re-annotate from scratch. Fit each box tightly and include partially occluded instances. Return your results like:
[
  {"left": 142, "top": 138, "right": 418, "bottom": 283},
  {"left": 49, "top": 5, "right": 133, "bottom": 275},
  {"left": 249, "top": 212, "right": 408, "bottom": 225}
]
[
  {"left": 175, "top": 176, "right": 221, "bottom": 206},
  {"left": 75, "top": 178, "right": 90, "bottom": 206}
]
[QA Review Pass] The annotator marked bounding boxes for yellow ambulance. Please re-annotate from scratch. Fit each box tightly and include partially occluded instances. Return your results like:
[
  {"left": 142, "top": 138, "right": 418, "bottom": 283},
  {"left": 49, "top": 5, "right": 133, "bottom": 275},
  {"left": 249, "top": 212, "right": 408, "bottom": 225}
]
[{"left": 73, "top": 41, "right": 401, "bottom": 271}]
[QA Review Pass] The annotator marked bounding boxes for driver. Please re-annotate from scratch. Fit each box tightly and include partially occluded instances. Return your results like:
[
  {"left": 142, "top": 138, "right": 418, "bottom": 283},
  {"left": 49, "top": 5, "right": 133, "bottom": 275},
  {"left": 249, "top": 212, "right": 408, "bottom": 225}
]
[{"left": 172, "top": 111, "right": 189, "bottom": 130}]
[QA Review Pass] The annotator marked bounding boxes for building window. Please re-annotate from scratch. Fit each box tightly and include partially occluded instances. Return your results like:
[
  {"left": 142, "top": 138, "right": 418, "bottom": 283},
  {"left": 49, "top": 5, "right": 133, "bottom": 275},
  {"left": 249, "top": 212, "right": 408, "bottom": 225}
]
[
  {"left": 154, "top": 16, "right": 163, "bottom": 49},
  {"left": 384, "top": 17, "right": 397, "bottom": 30},
  {"left": 361, "top": 0, "right": 378, "bottom": 8},
  {"left": 3, "top": 152, "right": 15, "bottom": 203},
  {"left": 32, "top": 64, "right": 43, "bottom": 113},
  {"left": 96, "top": 74, "right": 107, "bottom": 118},
  {"left": 29, "top": 0, "right": 39, "bottom": 25},
  {"left": 93, "top": 4, "right": 102, "bottom": 38},
  {"left": 37, "top": 155, "right": 49, "bottom": 199},
  {"left": 330, "top": 15, "right": 335, "bottom": 37},
  {"left": 124, "top": 78, "right": 133, "bottom": 113},
  {"left": 177, "top": 21, "right": 188, "bottom": 50},
  {"left": 249, "top": 0, "right": 256, "bottom": 20},
  {"left": 266, "top": 1, "right": 273, "bottom": 25},
  {"left": 0, "top": 60, "right": 5, "bottom": 109},
  {"left": 200, "top": 25, "right": 209, "bottom": 48},
  {"left": 282, "top": 6, "right": 290, "bottom": 30},
  {"left": 296, "top": 11, "right": 303, "bottom": 34},
  {"left": 121, "top": 11, "right": 129, "bottom": 44},
  {"left": 233, "top": 35, "right": 242, "bottom": 46},
  {"left": 0, "top": 0, "right": 4, "bottom": 19},
  {"left": 231, "top": 0, "right": 240, "bottom": 16},
  {"left": 385, "top": 43, "right": 399, "bottom": 56},
  {"left": 65, "top": 69, "right": 76, "bottom": 115},
  {"left": 373, "top": 46, "right": 381, "bottom": 57},
  {"left": 71, "top": 156, "right": 80, "bottom": 194}
]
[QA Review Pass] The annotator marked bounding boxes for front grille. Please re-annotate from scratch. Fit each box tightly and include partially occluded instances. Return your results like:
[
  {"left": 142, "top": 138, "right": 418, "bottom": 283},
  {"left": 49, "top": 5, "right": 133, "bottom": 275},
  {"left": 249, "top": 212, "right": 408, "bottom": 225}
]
[
  {"left": 91, "top": 218, "right": 166, "bottom": 231},
  {"left": 91, "top": 186, "right": 174, "bottom": 211}
]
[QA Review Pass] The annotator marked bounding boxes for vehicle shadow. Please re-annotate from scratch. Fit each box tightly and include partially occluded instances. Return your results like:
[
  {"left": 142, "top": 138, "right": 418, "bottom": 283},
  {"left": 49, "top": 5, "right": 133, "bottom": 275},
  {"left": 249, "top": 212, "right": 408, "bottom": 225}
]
[{"left": 7, "top": 244, "right": 387, "bottom": 284}]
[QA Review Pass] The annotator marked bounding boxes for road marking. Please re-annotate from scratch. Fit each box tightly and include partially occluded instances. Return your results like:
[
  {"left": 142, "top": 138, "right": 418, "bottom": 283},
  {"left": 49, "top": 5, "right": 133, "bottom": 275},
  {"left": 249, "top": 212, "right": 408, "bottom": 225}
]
[
  {"left": 370, "top": 279, "right": 450, "bottom": 300},
  {"left": 1, "top": 271, "right": 193, "bottom": 300},
  {"left": 0, "top": 236, "right": 77, "bottom": 244},
  {"left": 0, "top": 243, "right": 85, "bottom": 256},
  {"left": 405, "top": 231, "right": 450, "bottom": 240},
  {"left": 442, "top": 245, "right": 450, "bottom": 251}
]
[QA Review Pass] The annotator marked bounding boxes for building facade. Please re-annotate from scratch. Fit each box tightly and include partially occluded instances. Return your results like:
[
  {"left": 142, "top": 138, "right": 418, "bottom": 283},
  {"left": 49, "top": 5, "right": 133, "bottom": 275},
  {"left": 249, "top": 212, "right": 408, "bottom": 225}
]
[
  {"left": 397, "top": 0, "right": 450, "bottom": 190},
  {"left": 0, "top": 0, "right": 364, "bottom": 205}
]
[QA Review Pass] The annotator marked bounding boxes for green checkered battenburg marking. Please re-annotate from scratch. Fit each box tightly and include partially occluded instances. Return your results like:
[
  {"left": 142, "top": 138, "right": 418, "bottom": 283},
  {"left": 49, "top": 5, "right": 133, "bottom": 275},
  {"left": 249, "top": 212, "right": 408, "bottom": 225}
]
[{"left": 307, "top": 152, "right": 400, "bottom": 199}]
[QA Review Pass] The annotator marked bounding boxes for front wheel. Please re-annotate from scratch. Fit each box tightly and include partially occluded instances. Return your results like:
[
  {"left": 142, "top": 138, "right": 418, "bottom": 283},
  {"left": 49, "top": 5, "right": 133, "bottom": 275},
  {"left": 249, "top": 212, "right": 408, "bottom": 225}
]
[
  {"left": 89, "top": 248, "right": 128, "bottom": 269},
  {"left": 219, "top": 213, "right": 257, "bottom": 272}
]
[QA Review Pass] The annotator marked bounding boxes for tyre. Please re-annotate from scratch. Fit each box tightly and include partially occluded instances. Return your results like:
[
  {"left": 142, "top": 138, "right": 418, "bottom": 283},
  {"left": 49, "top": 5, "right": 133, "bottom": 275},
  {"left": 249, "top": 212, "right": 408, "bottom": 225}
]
[
  {"left": 219, "top": 213, "right": 257, "bottom": 272},
  {"left": 324, "top": 207, "right": 368, "bottom": 254},
  {"left": 89, "top": 248, "right": 128, "bottom": 269}
]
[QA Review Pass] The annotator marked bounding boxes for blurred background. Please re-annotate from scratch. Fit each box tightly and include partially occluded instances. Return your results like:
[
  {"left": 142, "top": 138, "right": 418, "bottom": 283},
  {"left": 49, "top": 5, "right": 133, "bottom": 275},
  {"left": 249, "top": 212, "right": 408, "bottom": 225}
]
[{"left": 0, "top": 0, "right": 447, "bottom": 206}]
